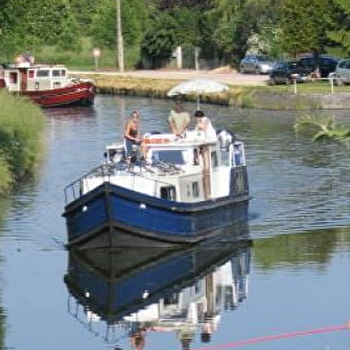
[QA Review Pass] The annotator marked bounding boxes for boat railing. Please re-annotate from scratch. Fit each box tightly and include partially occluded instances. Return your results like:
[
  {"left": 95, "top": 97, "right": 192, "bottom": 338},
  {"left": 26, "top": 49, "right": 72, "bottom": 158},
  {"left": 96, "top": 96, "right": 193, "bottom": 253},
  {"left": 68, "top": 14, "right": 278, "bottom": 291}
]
[
  {"left": 67, "top": 295, "right": 128, "bottom": 344},
  {"left": 64, "top": 162, "right": 178, "bottom": 204},
  {"left": 64, "top": 163, "right": 116, "bottom": 204}
]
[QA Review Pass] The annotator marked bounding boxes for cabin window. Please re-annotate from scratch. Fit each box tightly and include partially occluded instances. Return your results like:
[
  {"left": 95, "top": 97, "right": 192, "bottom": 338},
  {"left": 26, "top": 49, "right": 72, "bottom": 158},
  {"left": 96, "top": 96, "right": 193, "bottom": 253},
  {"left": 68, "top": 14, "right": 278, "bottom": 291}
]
[
  {"left": 9, "top": 72, "right": 17, "bottom": 83},
  {"left": 36, "top": 70, "right": 49, "bottom": 77},
  {"left": 192, "top": 182, "right": 199, "bottom": 197},
  {"left": 52, "top": 69, "right": 66, "bottom": 77},
  {"left": 220, "top": 150, "right": 230, "bottom": 166},
  {"left": 163, "top": 293, "right": 179, "bottom": 305},
  {"left": 211, "top": 151, "right": 218, "bottom": 168},
  {"left": 232, "top": 144, "right": 243, "bottom": 166},
  {"left": 193, "top": 148, "right": 200, "bottom": 165},
  {"left": 152, "top": 150, "right": 185, "bottom": 165},
  {"left": 28, "top": 70, "right": 35, "bottom": 79},
  {"left": 160, "top": 186, "right": 176, "bottom": 200},
  {"left": 185, "top": 184, "right": 191, "bottom": 197}
]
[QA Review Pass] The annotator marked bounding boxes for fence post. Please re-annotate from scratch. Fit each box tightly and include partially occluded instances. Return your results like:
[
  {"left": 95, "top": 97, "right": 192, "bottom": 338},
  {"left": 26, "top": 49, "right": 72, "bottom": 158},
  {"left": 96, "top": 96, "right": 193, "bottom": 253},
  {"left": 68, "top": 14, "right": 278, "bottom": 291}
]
[{"left": 330, "top": 77, "right": 334, "bottom": 93}]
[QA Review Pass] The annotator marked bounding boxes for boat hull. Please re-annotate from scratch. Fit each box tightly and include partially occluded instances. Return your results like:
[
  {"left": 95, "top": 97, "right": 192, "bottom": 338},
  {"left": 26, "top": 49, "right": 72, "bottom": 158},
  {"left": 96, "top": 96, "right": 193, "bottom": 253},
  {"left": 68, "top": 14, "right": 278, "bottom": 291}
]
[
  {"left": 21, "top": 81, "right": 95, "bottom": 107},
  {"left": 63, "top": 168, "right": 250, "bottom": 249}
]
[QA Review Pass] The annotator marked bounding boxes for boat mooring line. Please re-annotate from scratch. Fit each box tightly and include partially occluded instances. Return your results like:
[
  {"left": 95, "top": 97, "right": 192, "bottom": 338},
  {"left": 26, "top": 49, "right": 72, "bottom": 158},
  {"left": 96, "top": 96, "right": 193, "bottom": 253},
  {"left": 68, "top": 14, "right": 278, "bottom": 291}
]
[{"left": 191, "top": 322, "right": 350, "bottom": 350}]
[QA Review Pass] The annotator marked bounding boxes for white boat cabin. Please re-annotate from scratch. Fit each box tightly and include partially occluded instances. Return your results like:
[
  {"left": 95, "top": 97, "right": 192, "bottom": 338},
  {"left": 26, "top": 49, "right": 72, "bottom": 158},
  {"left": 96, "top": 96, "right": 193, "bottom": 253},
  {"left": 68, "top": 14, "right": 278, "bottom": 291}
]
[
  {"left": 81, "top": 131, "right": 246, "bottom": 203},
  {"left": 0, "top": 63, "right": 71, "bottom": 92}
]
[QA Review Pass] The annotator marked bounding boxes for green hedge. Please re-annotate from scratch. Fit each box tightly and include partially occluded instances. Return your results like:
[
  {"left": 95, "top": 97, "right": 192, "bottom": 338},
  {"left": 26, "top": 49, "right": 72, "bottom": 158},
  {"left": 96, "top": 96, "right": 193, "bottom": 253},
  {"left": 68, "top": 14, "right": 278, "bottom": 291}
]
[{"left": 0, "top": 91, "right": 45, "bottom": 195}]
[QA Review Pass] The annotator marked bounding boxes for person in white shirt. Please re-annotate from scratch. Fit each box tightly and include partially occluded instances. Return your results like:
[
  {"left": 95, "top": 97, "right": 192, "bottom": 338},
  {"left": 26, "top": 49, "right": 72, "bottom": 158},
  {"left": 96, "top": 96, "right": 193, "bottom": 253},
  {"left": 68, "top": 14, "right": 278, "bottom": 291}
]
[{"left": 194, "top": 110, "right": 217, "bottom": 141}]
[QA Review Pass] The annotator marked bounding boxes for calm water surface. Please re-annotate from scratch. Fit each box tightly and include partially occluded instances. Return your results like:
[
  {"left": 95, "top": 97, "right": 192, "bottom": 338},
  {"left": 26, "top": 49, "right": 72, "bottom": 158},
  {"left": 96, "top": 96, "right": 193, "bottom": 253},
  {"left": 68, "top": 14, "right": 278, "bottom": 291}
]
[{"left": 1, "top": 95, "right": 350, "bottom": 349}]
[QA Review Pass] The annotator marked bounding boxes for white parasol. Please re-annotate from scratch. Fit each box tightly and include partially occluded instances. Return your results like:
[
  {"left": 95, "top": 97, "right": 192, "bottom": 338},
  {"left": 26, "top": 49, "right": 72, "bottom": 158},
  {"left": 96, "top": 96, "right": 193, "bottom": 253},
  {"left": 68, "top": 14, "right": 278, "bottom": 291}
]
[{"left": 167, "top": 78, "right": 229, "bottom": 109}]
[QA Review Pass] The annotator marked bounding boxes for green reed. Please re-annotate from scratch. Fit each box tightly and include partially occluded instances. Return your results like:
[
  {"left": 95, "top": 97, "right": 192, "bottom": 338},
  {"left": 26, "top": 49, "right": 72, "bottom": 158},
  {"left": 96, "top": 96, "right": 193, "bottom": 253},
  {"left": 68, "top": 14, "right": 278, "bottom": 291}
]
[{"left": 0, "top": 91, "right": 45, "bottom": 194}]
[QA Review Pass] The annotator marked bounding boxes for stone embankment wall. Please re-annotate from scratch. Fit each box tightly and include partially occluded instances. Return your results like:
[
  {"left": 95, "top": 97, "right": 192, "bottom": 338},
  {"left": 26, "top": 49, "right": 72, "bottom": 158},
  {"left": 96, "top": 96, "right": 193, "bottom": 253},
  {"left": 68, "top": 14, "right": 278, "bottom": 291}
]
[{"left": 250, "top": 91, "right": 350, "bottom": 110}]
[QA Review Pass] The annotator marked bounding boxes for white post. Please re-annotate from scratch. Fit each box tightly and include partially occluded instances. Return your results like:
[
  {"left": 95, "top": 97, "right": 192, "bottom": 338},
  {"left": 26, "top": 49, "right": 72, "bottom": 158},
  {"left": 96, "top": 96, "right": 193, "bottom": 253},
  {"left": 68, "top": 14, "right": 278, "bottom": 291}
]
[
  {"left": 176, "top": 46, "right": 182, "bottom": 70},
  {"left": 194, "top": 47, "right": 200, "bottom": 71},
  {"left": 116, "top": 0, "right": 124, "bottom": 72},
  {"left": 293, "top": 78, "right": 297, "bottom": 94},
  {"left": 93, "top": 48, "right": 101, "bottom": 71},
  {"left": 330, "top": 77, "right": 334, "bottom": 93}
]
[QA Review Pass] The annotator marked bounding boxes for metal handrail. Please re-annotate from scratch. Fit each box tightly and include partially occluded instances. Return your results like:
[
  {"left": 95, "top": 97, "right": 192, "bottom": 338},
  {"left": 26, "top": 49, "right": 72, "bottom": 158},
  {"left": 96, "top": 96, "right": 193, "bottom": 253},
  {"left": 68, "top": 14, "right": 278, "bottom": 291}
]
[
  {"left": 64, "top": 162, "right": 178, "bottom": 204},
  {"left": 64, "top": 163, "right": 115, "bottom": 204},
  {"left": 289, "top": 76, "right": 340, "bottom": 94}
]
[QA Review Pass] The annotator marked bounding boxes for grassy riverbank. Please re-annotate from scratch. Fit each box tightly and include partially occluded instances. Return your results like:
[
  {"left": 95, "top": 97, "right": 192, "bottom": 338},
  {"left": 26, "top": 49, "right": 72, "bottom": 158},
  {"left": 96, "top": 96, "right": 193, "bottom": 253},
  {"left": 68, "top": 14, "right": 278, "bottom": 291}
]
[
  {"left": 90, "top": 74, "right": 350, "bottom": 110},
  {"left": 0, "top": 91, "right": 45, "bottom": 196},
  {"left": 93, "top": 75, "right": 247, "bottom": 106}
]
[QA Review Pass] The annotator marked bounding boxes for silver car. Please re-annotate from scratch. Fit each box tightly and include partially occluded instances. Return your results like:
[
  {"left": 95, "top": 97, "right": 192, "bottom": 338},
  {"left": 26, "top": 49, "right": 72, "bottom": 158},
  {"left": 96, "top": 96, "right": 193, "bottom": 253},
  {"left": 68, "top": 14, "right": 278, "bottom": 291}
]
[
  {"left": 332, "top": 58, "right": 350, "bottom": 85},
  {"left": 240, "top": 55, "right": 275, "bottom": 74}
]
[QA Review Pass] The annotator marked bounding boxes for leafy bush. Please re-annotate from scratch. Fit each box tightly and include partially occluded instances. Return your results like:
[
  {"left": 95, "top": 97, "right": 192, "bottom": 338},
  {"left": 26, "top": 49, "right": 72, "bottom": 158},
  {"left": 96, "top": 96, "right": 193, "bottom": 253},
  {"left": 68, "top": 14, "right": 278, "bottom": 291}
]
[
  {"left": 0, "top": 91, "right": 45, "bottom": 185},
  {"left": 0, "top": 153, "right": 13, "bottom": 196}
]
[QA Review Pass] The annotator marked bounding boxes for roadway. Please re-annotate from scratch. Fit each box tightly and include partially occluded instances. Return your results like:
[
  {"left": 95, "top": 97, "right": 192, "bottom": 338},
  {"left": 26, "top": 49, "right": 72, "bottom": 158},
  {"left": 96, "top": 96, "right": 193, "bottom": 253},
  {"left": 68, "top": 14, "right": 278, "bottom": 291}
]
[{"left": 72, "top": 69, "right": 269, "bottom": 86}]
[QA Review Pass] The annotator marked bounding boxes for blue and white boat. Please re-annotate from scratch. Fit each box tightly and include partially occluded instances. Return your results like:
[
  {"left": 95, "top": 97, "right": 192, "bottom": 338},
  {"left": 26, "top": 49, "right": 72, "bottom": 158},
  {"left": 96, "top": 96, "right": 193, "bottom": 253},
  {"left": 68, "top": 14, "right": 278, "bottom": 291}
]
[{"left": 63, "top": 129, "right": 250, "bottom": 249}]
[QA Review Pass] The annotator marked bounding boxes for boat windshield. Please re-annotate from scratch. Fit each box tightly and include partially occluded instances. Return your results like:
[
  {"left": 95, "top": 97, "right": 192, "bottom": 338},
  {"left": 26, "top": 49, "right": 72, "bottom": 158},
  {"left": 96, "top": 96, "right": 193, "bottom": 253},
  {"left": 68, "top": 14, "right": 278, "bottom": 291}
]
[{"left": 151, "top": 150, "right": 185, "bottom": 165}]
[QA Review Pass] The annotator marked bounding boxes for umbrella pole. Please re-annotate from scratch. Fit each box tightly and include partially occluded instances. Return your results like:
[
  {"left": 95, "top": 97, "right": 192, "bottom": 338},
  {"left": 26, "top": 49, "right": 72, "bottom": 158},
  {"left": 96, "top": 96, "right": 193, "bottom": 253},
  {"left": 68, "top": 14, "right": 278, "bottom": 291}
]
[{"left": 197, "top": 94, "right": 200, "bottom": 110}]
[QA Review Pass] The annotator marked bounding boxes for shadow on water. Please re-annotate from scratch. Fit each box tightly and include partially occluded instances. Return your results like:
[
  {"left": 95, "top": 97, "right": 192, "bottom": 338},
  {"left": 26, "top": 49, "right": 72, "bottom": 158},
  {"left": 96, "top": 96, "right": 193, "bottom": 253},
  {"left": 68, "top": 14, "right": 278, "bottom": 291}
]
[
  {"left": 253, "top": 225, "right": 350, "bottom": 271},
  {"left": 44, "top": 106, "right": 97, "bottom": 120},
  {"left": 64, "top": 222, "right": 251, "bottom": 349}
]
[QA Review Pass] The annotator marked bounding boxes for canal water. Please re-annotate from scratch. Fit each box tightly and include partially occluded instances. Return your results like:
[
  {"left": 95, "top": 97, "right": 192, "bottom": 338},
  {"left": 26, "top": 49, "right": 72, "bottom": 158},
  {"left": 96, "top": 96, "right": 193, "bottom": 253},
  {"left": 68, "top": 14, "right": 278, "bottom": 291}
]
[{"left": 1, "top": 95, "right": 350, "bottom": 350}]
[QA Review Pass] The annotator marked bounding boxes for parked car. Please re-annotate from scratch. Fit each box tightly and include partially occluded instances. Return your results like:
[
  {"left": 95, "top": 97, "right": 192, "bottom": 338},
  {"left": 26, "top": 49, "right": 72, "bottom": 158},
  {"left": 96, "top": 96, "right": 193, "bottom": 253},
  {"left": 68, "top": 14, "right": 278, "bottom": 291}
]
[
  {"left": 297, "top": 55, "right": 338, "bottom": 78},
  {"left": 239, "top": 55, "right": 275, "bottom": 74},
  {"left": 331, "top": 58, "right": 350, "bottom": 85},
  {"left": 269, "top": 61, "right": 313, "bottom": 85}
]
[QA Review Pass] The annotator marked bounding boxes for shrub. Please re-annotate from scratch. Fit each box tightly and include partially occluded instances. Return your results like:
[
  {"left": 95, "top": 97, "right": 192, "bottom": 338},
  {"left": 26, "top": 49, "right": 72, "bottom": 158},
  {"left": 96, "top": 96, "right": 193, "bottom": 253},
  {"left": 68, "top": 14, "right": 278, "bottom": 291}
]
[{"left": 0, "top": 91, "right": 45, "bottom": 185}]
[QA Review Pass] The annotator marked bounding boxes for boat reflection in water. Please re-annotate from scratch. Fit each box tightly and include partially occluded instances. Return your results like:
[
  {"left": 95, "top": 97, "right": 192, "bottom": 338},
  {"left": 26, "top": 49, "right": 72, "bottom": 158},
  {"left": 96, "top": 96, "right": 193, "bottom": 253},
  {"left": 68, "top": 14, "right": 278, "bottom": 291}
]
[{"left": 64, "top": 223, "right": 251, "bottom": 349}]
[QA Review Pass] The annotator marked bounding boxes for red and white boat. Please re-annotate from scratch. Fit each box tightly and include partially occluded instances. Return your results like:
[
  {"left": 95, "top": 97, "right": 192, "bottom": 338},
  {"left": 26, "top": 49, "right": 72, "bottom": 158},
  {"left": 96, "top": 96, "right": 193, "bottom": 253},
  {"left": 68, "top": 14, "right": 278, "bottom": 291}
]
[{"left": 0, "top": 63, "right": 95, "bottom": 107}]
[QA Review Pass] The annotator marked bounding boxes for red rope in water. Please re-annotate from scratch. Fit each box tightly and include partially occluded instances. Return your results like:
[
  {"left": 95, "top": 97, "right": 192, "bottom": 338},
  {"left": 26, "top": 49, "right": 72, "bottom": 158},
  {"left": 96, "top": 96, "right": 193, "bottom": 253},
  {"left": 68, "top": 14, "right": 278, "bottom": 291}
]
[{"left": 192, "top": 323, "right": 350, "bottom": 350}]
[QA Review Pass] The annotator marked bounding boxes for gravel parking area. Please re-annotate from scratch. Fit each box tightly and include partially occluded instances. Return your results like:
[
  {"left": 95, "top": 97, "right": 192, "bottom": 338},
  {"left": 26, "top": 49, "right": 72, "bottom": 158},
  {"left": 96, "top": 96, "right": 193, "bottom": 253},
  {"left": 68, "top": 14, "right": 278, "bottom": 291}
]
[{"left": 72, "top": 69, "right": 269, "bottom": 86}]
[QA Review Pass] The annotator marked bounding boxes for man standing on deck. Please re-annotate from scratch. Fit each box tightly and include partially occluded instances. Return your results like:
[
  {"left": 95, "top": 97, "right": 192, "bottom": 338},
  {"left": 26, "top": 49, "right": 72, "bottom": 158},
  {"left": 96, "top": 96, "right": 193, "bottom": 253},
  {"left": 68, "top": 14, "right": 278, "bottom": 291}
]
[{"left": 168, "top": 97, "right": 190, "bottom": 137}]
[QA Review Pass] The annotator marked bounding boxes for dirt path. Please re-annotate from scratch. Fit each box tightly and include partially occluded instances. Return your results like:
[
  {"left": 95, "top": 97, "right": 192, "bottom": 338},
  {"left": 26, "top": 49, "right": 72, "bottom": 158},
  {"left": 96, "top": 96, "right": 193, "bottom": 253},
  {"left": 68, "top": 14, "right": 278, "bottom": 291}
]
[{"left": 72, "top": 69, "right": 269, "bottom": 86}]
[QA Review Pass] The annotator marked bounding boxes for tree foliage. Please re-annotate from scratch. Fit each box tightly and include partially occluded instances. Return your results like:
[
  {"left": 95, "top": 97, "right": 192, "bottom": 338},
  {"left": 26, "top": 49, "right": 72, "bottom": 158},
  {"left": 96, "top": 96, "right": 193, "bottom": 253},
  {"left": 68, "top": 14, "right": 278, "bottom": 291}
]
[
  {"left": 327, "top": 0, "right": 350, "bottom": 55},
  {"left": 90, "top": 0, "right": 147, "bottom": 66},
  {"left": 1, "top": 0, "right": 350, "bottom": 68},
  {"left": 0, "top": 0, "right": 80, "bottom": 57},
  {"left": 141, "top": 11, "right": 177, "bottom": 59},
  {"left": 278, "top": 0, "right": 338, "bottom": 57}
]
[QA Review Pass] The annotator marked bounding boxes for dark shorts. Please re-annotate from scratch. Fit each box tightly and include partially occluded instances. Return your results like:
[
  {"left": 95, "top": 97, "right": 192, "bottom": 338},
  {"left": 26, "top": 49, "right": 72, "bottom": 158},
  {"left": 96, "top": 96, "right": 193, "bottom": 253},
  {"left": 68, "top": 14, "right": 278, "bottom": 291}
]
[{"left": 125, "top": 138, "right": 141, "bottom": 157}]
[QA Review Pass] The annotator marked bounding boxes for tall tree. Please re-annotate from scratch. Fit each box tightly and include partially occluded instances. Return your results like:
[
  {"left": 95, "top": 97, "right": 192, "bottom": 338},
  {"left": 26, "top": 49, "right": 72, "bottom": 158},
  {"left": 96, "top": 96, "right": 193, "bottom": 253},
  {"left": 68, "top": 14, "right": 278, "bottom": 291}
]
[
  {"left": 278, "top": 0, "right": 338, "bottom": 57},
  {"left": 90, "top": 0, "right": 147, "bottom": 67},
  {"left": 327, "top": 0, "right": 350, "bottom": 55},
  {"left": 0, "top": 0, "right": 80, "bottom": 58},
  {"left": 141, "top": 10, "right": 177, "bottom": 66},
  {"left": 208, "top": 0, "right": 278, "bottom": 62},
  {"left": 68, "top": 0, "right": 97, "bottom": 30}
]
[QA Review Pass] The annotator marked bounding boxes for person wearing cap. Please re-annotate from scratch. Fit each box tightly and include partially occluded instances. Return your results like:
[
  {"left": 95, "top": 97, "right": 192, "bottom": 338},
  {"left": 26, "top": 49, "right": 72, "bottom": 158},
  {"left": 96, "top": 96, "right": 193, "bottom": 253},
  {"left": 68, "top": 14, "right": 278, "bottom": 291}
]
[
  {"left": 168, "top": 98, "right": 190, "bottom": 137},
  {"left": 194, "top": 110, "right": 217, "bottom": 141}
]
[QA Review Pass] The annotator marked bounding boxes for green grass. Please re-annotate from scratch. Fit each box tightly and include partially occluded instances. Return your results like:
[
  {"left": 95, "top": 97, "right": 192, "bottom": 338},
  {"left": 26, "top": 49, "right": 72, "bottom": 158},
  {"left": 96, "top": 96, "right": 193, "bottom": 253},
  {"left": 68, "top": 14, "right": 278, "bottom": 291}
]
[
  {"left": 268, "top": 80, "right": 350, "bottom": 94},
  {"left": 0, "top": 90, "right": 45, "bottom": 194},
  {"left": 33, "top": 37, "right": 140, "bottom": 70}
]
